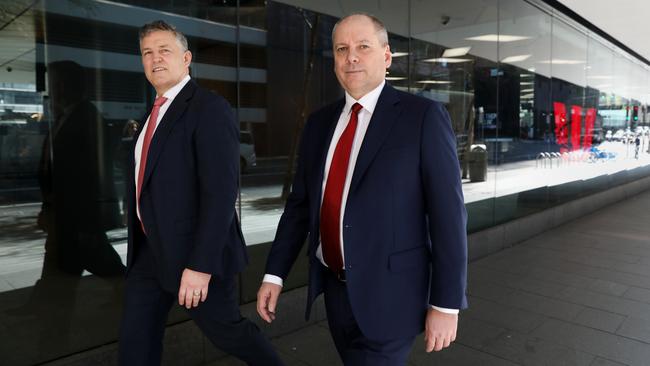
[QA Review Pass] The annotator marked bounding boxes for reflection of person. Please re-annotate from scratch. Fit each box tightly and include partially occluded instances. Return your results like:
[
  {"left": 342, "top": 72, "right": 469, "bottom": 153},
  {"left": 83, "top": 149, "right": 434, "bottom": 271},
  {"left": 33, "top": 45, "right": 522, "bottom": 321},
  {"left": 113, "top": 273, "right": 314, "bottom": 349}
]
[
  {"left": 118, "top": 21, "right": 282, "bottom": 366},
  {"left": 39, "top": 60, "right": 125, "bottom": 276},
  {"left": 257, "top": 13, "right": 468, "bottom": 365},
  {"left": 31, "top": 60, "right": 125, "bottom": 357}
]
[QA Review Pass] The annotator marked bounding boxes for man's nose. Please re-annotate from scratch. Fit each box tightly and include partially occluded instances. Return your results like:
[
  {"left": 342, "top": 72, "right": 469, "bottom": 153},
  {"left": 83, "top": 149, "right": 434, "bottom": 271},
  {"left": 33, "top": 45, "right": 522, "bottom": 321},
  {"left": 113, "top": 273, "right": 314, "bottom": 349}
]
[{"left": 346, "top": 51, "right": 359, "bottom": 64}]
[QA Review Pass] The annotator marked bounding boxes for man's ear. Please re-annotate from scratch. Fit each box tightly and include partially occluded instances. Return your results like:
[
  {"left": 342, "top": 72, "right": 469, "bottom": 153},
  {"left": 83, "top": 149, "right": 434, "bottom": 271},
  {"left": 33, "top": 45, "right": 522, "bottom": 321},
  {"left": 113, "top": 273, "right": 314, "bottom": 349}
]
[
  {"left": 184, "top": 50, "right": 193, "bottom": 67},
  {"left": 384, "top": 44, "right": 392, "bottom": 69}
]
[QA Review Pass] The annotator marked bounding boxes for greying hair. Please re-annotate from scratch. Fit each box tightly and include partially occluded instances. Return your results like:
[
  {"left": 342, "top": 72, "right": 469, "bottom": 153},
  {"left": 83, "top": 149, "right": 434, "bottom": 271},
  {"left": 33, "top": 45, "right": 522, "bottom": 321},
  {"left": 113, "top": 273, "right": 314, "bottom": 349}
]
[
  {"left": 139, "top": 20, "right": 189, "bottom": 52},
  {"left": 332, "top": 12, "right": 389, "bottom": 46}
]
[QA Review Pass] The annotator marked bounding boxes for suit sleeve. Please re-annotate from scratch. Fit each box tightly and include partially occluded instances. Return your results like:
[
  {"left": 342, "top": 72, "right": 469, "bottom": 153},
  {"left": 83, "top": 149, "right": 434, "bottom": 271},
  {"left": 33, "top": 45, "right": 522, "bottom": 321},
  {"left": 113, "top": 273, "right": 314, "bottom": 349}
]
[
  {"left": 264, "top": 117, "right": 314, "bottom": 279},
  {"left": 186, "top": 96, "right": 239, "bottom": 274},
  {"left": 421, "top": 101, "right": 468, "bottom": 310}
]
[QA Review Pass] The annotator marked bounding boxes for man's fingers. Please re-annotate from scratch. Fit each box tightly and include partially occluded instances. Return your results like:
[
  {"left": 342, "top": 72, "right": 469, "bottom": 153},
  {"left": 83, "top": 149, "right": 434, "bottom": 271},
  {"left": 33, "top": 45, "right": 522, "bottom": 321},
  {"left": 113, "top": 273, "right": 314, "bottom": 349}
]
[
  {"left": 433, "top": 335, "right": 445, "bottom": 352},
  {"left": 256, "top": 289, "right": 272, "bottom": 323},
  {"left": 191, "top": 290, "right": 200, "bottom": 307},
  {"left": 201, "top": 287, "right": 208, "bottom": 302},
  {"left": 256, "top": 284, "right": 281, "bottom": 323},
  {"left": 424, "top": 309, "right": 458, "bottom": 352},
  {"left": 184, "top": 289, "right": 193, "bottom": 309},
  {"left": 425, "top": 332, "right": 435, "bottom": 352},
  {"left": 443, "top": 336, "right": 451, "bottom": 349},
  {"left": 178, "top": 287, "right": 186, "bottom": 306},
  {"left": 267, "top": 288, "right": 278, "bottom": 314}
]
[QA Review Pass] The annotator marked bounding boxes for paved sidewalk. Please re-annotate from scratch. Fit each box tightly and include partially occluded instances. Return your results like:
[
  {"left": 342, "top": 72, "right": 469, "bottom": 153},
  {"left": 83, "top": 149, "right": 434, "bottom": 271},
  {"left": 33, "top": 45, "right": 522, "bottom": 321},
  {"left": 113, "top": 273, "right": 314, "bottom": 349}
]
[{"left": 209, "top": 189, "right": 650, "bottom": 366}]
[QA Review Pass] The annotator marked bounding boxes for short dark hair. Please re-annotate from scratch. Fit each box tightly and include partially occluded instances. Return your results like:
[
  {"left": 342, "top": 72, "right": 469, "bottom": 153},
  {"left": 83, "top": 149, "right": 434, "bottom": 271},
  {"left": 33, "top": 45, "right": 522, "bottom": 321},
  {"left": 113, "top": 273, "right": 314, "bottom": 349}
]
[
  {"left": 139, "top": 20, "right": 189, "bottom": 51},
  {"left": 332, "top": 13, "right": 389, "bottom": 46}
]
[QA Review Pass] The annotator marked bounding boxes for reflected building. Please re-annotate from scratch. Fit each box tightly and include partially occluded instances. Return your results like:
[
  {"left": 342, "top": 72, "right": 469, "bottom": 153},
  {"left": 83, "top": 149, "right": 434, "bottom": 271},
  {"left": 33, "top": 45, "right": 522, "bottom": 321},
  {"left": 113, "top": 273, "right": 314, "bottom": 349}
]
[{"left": 0, "top": 0, "right": 649, "bottom": 365}]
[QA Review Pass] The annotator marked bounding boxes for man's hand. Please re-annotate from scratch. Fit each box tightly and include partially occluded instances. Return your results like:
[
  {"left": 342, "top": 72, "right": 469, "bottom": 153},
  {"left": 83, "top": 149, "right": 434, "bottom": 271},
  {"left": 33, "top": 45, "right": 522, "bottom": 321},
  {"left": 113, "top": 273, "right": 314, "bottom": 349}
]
[
  {"left": 178, "top": 268, "right": 211, "bottom": 309},
  {"left": 257, "top": 282, "right": 282, "bottom": 323},
  {"left": 424, "top": 308, "right": 458, "bottom": 352}
]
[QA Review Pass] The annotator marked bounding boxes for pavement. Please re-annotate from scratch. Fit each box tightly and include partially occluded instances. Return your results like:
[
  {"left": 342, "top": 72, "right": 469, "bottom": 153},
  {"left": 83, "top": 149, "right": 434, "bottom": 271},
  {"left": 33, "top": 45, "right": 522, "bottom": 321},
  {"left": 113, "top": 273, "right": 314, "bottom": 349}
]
[{"left": 208, "top": 188, "right": 650, "bottom": 366}]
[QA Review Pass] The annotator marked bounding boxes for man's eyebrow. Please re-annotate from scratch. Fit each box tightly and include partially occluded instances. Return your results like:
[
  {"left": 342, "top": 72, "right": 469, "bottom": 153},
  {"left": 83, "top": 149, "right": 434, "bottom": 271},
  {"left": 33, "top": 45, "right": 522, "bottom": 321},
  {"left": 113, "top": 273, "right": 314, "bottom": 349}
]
[{"left": 334, "top": 39, "right": 372, "bottom": 46}]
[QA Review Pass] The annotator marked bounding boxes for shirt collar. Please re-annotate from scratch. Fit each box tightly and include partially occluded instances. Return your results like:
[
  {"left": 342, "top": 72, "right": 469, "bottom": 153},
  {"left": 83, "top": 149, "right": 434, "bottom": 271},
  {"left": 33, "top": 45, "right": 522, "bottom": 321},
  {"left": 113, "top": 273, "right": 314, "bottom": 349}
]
[
  {"left": 343, "top": 80, "right": 386, "bottom": 116},
  {"left": 159, "top": 74, "right": 191, "bottom": 103}
]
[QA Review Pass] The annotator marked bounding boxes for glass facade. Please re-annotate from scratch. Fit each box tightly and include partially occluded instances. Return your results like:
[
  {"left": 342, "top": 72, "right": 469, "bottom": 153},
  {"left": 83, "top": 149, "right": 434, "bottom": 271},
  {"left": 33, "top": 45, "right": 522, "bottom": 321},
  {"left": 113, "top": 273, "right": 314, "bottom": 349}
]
[{"left": 0, "top": 0, "right": 649, "bottom": 364}]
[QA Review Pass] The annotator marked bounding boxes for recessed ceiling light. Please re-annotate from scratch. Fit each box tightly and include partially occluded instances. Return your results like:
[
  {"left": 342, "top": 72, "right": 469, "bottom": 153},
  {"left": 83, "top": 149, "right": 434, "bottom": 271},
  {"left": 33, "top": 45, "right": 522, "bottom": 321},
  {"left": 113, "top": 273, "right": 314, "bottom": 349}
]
[
  {"left": 501, "top": 54, "right": 531, "bottom": 63},
  {"left": 391, "top": 52, "right": 409, "bottom": 57},
  {"left": 421, "top": 58, "right": 472, "bottom": 63},
  {"left": 416, "top": 80, "right": 453, "bottom": 84},
  {"left": 442, "top": 47, "right": 471, "bottom": 58},
  {"left": 465, "top": 34, "right": 531, "bottom": 42},
  {"left": 538, "top": 59, "right": 585, "bottom": 65}
]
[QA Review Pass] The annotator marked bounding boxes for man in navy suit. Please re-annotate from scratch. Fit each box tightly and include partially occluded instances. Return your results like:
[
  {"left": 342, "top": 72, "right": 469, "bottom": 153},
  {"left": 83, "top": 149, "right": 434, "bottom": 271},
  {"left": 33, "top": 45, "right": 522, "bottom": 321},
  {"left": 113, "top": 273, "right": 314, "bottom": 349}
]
[
  {"left": 257, "top": 13, "right": 468, "bottom": 365},
  {"left": 118, "top": 20, "right": 282, "bottom": 366}
]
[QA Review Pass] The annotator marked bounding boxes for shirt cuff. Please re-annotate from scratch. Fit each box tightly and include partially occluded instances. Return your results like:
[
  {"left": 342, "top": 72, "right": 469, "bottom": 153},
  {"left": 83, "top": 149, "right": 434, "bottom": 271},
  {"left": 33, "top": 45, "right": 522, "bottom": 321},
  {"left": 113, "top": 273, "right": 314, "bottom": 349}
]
[
  {"left": 430, "top": 305, "right": 459, "bottom": 314},
  {"left": 263, "top": 274, "right": 284, "bottom": 287}
]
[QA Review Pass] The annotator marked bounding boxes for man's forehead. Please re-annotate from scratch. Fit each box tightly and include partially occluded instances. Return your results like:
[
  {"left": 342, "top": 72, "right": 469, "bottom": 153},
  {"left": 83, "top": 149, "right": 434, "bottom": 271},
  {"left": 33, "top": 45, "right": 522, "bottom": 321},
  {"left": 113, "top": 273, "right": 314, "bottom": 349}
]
[
  {"left": 141, "top": 41, "right": 172, "bottom": 48},
  {"left": 334, "top": 22, "right": 380, "bottom": 42},
  {"left": 141, "top": 31, "right": 175, "bottom": 43},
  {"left": 334, "top": 38, "right": 374, "bottom": 45}
]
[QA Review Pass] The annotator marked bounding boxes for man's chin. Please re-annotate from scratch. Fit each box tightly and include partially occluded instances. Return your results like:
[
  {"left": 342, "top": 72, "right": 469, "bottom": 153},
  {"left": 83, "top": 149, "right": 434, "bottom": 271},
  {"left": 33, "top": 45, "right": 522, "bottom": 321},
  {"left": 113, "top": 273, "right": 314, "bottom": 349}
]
[{"left": 152, "top": 79, "right": 171, "bottom": 91}]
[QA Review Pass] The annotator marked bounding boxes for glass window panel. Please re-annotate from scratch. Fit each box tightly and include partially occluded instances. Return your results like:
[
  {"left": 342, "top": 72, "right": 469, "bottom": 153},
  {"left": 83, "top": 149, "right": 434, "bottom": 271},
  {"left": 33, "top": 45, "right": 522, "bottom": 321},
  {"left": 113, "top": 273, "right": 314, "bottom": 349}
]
[
  {"left": 496, "top": 0, "right": 553, "bottom": 220},
  {"left": 0, "top": 0, "right": 241, "bottom": 363},
  {"left": 411, "top": 0, "right": 499, "bottom": 232}
]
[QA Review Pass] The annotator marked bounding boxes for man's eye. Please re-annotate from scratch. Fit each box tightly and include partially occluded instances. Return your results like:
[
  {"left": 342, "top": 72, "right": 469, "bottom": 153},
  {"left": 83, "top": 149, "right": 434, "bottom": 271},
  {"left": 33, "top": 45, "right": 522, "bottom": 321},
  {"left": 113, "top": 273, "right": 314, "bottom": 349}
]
[{"left": 336, "top": 47, "right": 347, "bottom": 52}]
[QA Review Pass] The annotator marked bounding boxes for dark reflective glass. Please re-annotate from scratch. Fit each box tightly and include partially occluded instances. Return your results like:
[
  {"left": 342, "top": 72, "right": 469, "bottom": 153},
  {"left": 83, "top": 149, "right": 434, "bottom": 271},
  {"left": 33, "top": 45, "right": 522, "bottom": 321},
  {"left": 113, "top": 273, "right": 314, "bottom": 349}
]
[{"left": 1, "top": 0, "right": 649, "bottom": 364}]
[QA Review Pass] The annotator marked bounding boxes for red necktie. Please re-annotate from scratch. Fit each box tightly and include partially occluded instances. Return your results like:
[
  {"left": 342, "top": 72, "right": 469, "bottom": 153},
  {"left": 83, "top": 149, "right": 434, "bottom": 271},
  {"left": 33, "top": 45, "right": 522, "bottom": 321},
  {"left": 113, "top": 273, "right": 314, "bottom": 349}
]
[
  {"left": 137, "top": 96, "right": 167, "bottom": 230},
  {"left": 320, "top": 102, "right": 363, "bottom": 272}
]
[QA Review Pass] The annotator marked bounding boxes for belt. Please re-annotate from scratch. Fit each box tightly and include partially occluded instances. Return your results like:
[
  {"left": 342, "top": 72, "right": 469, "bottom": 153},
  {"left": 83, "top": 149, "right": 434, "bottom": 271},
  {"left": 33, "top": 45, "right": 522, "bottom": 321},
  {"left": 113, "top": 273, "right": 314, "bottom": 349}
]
[
  {"left": 322, "top": 263, "right": 346, "bottom": 283},
  {"left": 332, "top": 269, "right": 346, "bottom": 283}
]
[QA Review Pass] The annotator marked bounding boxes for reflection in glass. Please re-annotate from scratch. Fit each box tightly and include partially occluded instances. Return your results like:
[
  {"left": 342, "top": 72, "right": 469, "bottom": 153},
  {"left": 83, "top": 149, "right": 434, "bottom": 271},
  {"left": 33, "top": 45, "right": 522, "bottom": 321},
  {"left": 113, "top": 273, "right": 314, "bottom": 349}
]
[{"left": 0, "top": 0, "right": 650, "bottom": 364}]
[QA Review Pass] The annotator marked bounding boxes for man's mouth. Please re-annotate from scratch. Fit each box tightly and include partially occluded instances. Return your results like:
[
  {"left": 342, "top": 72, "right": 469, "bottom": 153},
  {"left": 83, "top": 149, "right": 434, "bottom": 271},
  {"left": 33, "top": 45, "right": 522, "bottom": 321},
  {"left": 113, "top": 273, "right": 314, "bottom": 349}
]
[{"left": 153, "top": 66, "right": 166, "bottom": 73}]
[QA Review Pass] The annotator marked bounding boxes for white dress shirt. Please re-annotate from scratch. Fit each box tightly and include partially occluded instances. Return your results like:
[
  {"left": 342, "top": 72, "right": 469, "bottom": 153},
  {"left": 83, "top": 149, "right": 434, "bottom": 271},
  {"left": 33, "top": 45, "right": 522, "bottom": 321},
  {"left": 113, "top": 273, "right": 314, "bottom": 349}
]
[
  {"left": 263, "top": 80, "right": 458, "bottom": 314},
  {"left": 134, "top": 74, "right": 191, "bottom": 221}
]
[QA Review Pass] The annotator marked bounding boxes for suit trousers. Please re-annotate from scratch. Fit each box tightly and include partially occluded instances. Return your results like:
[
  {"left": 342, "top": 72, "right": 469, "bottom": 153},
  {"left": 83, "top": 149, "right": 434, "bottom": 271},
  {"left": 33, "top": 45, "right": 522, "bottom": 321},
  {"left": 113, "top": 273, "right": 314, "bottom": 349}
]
[
  {"left": 118, "top": 239, "right": 283, "bottom": 366},
  {"left": 322, "top": 266, "right": 415, "bottom": 365}
]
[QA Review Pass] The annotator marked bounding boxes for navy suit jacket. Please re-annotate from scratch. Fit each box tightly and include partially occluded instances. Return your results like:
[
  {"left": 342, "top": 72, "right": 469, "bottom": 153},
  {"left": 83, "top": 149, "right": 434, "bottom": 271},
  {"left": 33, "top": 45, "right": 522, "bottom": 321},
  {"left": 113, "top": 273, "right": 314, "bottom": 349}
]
[
  {"left": 266, "top": 84, "right": 468, "bottom": 341},
  {"left": 126, "top": 80, "right": 247, "bottom": 291}
]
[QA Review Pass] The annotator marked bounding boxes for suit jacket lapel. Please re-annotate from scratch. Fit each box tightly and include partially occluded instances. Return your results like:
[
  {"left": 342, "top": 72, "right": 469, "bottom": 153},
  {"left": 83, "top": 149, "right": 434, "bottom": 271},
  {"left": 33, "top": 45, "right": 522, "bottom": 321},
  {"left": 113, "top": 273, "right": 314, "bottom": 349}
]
[
  {"left": 142, "top": 80, "right": 197, "bottom": 191},
  {"left": 349, "top": 84, "right": 401, "bottom": 194}
]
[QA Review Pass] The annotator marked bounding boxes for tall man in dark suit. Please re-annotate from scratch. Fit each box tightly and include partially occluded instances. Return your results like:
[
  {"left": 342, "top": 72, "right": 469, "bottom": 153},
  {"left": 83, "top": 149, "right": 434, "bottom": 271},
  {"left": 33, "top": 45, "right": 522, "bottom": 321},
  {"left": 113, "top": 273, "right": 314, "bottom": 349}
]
[
  {"left": 257, "top": 13, "right": 468, "bottom": 365},
  {"left": 118, "top": 21, "right": 282, "bottom": 366}
]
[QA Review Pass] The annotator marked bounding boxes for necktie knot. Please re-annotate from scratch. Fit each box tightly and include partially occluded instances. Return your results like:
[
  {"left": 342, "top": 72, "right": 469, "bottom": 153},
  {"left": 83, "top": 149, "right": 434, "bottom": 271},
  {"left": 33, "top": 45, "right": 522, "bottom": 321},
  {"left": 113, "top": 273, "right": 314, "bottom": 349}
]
[
  {"left": 351, "top": 102, "right": 363, "bottom": 115},
  {"left": 154, "top": 96, "right": 168, "bottom": 107}
]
